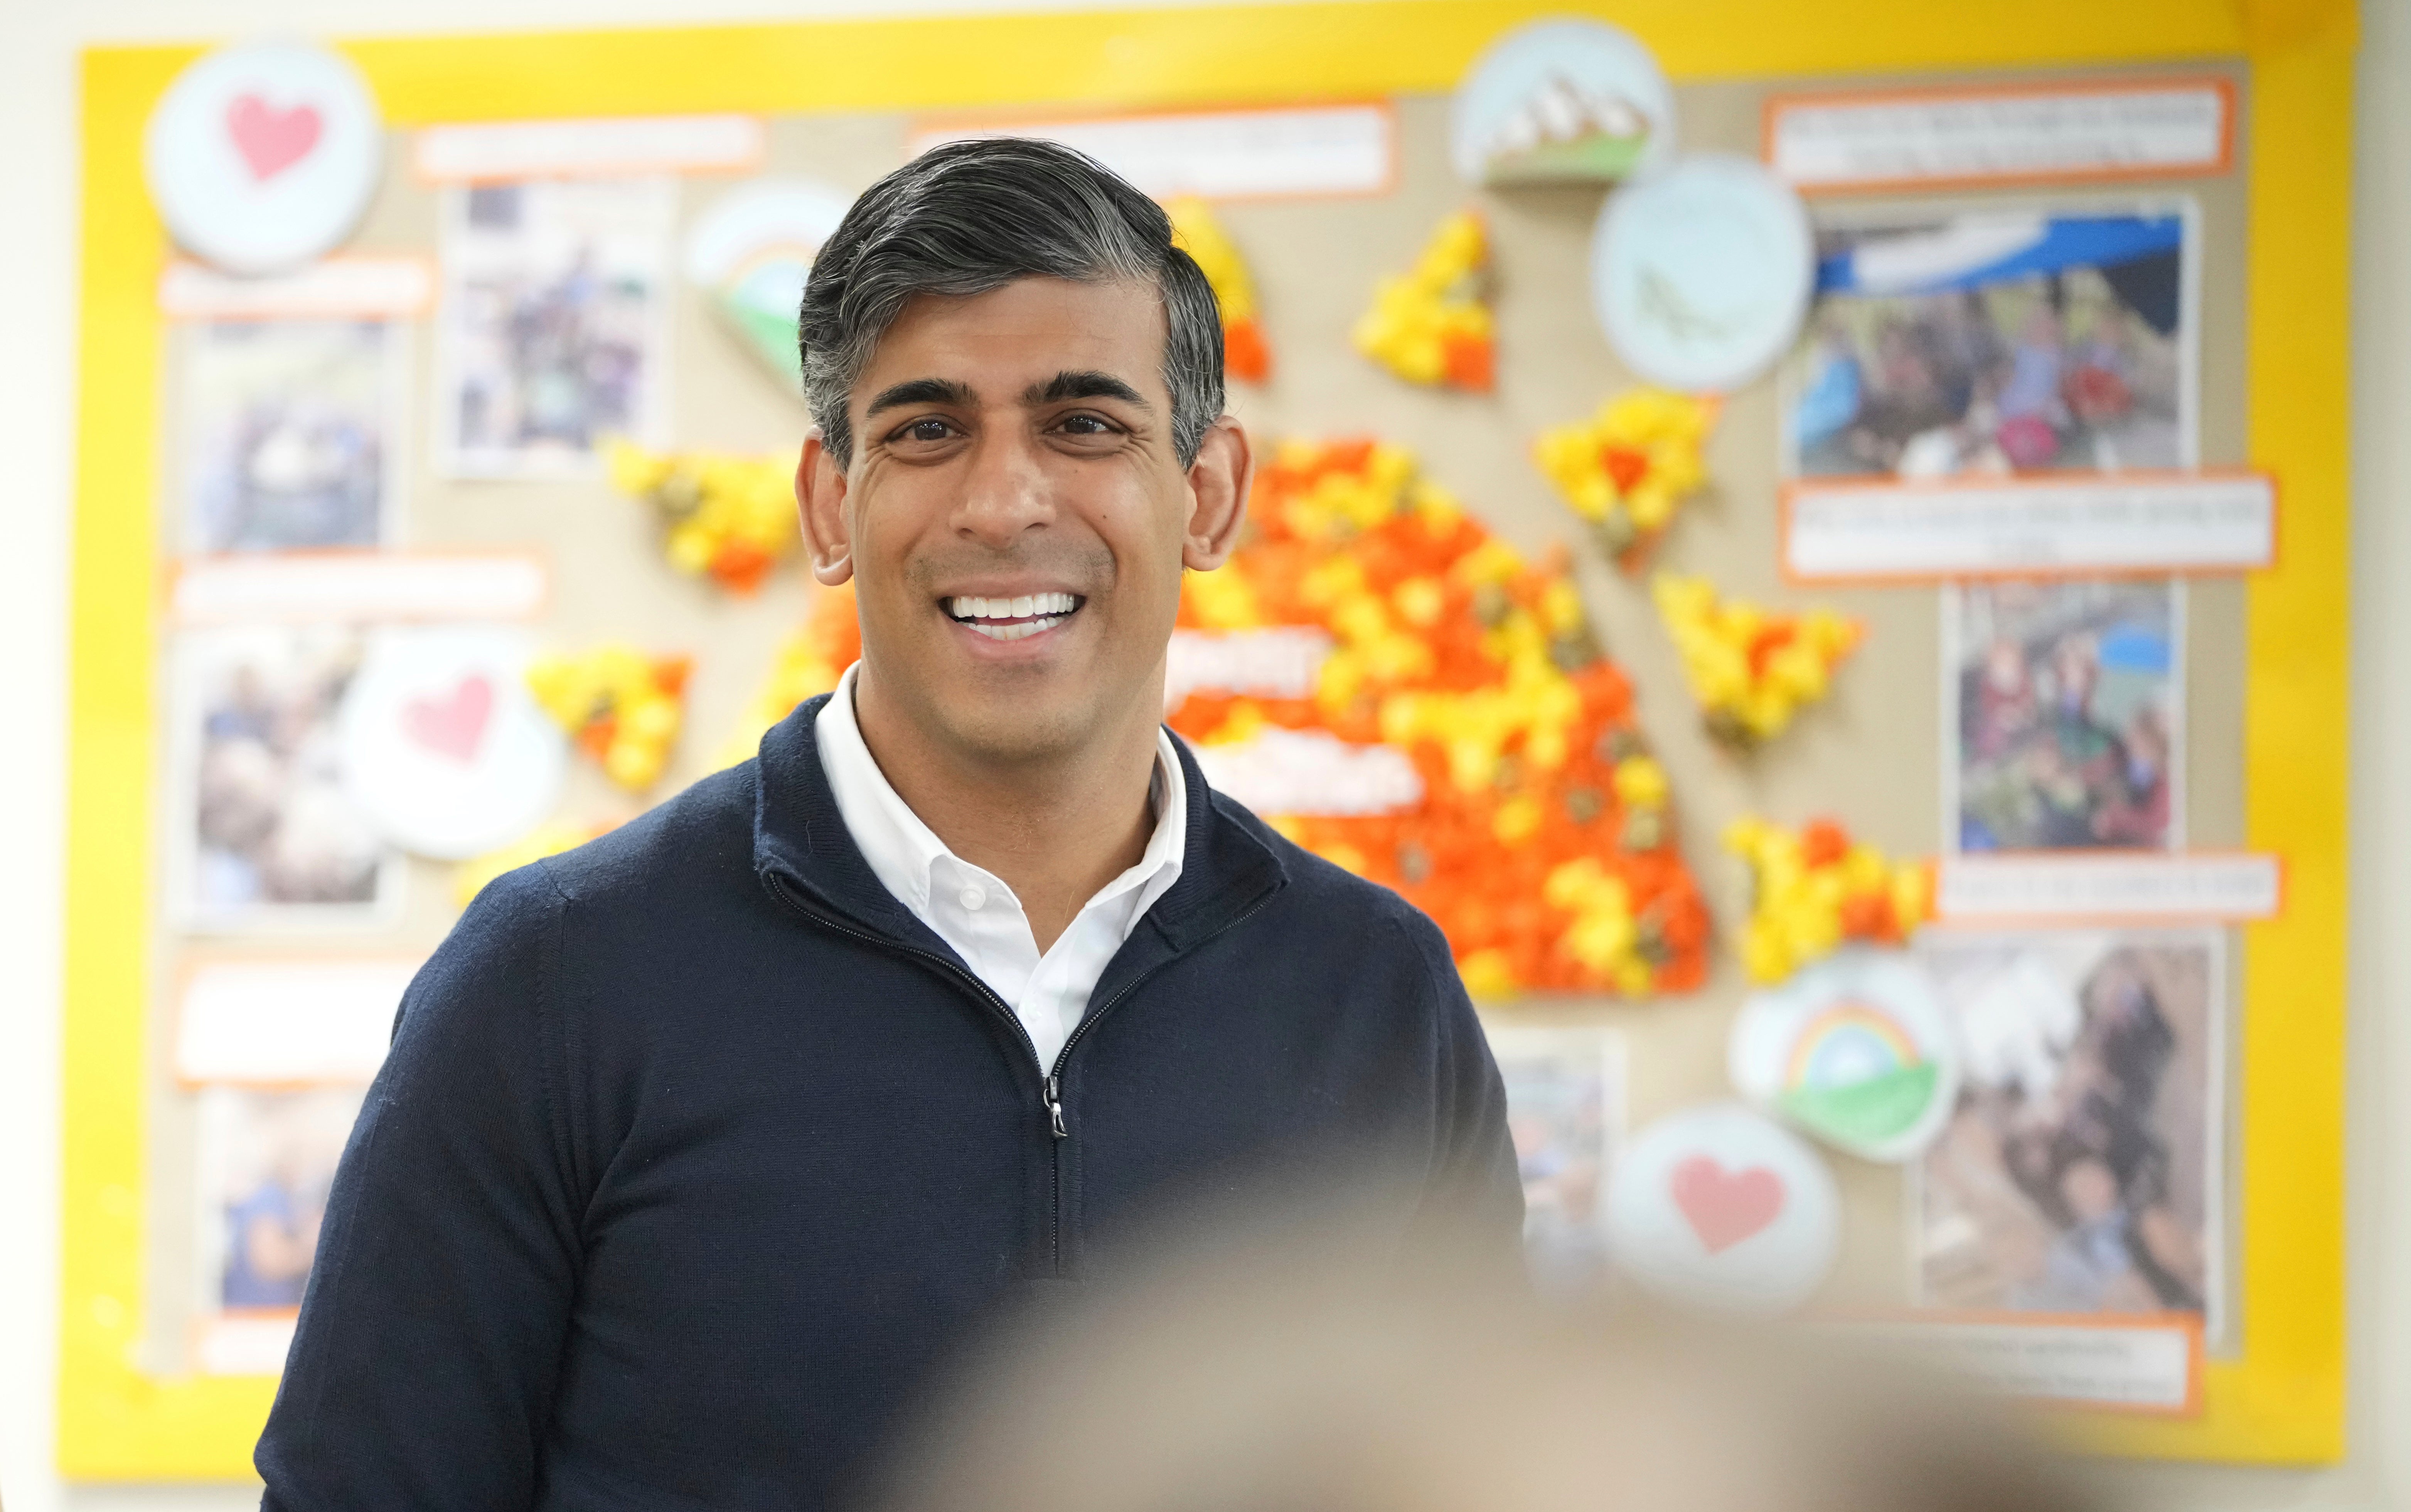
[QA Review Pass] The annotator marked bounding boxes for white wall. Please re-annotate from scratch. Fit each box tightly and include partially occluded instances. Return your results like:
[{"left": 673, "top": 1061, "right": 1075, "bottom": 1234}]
[{"left": 0, "top": 3, "right": 2403, "bottom": 1510}]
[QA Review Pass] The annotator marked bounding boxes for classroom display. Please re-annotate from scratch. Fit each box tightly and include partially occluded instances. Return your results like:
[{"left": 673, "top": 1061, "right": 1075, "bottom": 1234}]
[{"left": 62, "top": 0, "right": 2354, "bottom": 1478}]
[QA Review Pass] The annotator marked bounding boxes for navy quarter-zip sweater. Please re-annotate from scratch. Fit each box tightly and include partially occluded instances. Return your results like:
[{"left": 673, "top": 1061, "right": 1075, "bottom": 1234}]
[{"left": 256, "top": 695, "right": 1523, "bottom": 1511}]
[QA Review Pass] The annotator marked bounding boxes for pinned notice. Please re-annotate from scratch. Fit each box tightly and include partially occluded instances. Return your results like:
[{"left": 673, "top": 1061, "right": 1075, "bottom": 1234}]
[
  {"left": 1767, "top": 80, "right": 2232, "bottom": 194},
  {"left": 172, "top": 552, "right": 548, "bottom": 625},
  {"left": 415, "top": 114, "right": 764, "bottom": 182},
  {"left": 1937, "top": 852, "right": 2281, "bottom": 924},
  {"left": 908, "top": 105, "right": 1394, "bottom": 200},
  {"left": 1783, "top": 473, "right": 2274, "bottom": 582},
  {"left": 175, "top": 957, "right": 419, "bottom": 1084},
  {"left": 1853, "top": 1317, "right": 2200, "bottom": 1414}
]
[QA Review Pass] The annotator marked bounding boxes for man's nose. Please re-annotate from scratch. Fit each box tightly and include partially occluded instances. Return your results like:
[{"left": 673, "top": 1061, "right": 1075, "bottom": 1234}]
[{"left": 952, "top": 429, "right": 1054, "bottom": 548}]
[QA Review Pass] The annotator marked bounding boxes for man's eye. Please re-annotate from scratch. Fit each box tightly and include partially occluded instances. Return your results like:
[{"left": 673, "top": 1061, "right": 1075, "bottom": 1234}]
[
  {"left": 896, "top": 418, "right": 955, "bottom": 443},
  {"left": 1058, "top": 414, "right": 1114, "bottom": 436}
]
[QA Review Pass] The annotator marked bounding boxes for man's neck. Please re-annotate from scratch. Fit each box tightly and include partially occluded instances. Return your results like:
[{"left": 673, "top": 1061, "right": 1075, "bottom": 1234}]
[{"left": 849, "top": 670, "right": 1161, "bottom": 953}]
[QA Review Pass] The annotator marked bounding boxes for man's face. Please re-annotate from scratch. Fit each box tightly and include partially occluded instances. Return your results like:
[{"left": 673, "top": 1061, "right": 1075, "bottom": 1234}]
[{"left": 800, "top": 276, "right": 1247, "bottom": 771}]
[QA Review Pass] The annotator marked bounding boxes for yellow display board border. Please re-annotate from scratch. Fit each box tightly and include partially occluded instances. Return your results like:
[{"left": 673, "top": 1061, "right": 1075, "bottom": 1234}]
[{"left": 63, "top": 0, "right": 2356, "bottom": 1477}]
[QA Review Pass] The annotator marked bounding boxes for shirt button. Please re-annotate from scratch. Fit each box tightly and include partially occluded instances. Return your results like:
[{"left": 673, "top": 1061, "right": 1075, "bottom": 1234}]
[{"left": 957, "top": 885, "right": 986, "bottom": 911}]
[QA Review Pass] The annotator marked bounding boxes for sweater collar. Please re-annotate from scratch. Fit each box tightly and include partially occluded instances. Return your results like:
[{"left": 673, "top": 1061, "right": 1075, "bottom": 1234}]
[{"left": 751, "top": 694, "right": 1285, "bottom": 956}]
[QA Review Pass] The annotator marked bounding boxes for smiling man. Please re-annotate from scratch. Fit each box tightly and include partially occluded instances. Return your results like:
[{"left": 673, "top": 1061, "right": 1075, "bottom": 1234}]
[{"left": 255, "top": 140, "right": 1521, "bottom": 1512}]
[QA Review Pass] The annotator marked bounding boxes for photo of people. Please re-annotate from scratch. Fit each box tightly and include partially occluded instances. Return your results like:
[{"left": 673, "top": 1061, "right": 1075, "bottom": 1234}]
[
  {"left": 436, "top": 177, "right": 674, "bottom": 476},
  {"left": 1947, "top": 579, "right": 2181, "bottom": 852},
  {"left": 1785, "top": 209, "right": 2195, "bottom": 479},
  {"left": 179, "top": 319, "right": 401, "bottom": 554},
  {"left": 195, "top": 1086, "right": 365, "bottom": 1313},
  {"left": 172, "top": 626, "right": 396, "bottom": 928},
  {"left": 1484, "top": 1024, "right": 1624, "bottom": 1292},
  {"left": 1914, "top": 930, "right": 2221, "bottom": 1339}
]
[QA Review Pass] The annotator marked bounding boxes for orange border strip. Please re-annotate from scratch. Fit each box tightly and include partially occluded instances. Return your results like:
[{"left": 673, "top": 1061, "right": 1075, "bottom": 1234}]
[
  {"left": 1776, "top": 468, "right": 2279, "bottom": 587},
  {"left": 1761, "top": 75, "right": 2238, "bottom": 197}
]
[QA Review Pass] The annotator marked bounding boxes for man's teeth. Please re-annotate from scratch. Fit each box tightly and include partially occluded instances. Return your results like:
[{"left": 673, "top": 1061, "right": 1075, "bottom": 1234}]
[{"left": 946, "top": 591, "right": 1079, "bottom": 638}]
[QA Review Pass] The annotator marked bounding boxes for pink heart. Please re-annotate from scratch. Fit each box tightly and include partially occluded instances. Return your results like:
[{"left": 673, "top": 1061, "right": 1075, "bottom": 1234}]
[
  {"left": 401, "top": 675, "right": 494, "bottom": 765},
  {"left": 1669, "top": 1154, "right": 1784, "bottom": 1254},
  {"left": 225, "top": 93, "right": 323, "bottom": 182}
]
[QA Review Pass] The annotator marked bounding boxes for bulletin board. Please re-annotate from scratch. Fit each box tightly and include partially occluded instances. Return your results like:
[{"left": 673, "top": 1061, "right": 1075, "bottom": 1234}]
[{"left": 62, "top": 0, "right": 2355, "bottom": 1480}]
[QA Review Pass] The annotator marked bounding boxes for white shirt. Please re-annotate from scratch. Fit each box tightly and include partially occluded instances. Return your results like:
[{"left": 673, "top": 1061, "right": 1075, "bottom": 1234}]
[{"left": 814, "top": 663, "right": 1188, "bottom": 1070}]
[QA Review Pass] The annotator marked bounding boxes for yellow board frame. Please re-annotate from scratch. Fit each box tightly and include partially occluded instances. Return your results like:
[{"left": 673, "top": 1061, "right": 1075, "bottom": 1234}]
[{"left": 63, "top": 0, "right": 2357, "bottom": 1476}]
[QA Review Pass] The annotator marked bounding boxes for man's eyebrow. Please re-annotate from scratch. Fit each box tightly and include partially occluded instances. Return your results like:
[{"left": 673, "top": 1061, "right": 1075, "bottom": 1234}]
[
  {"left": 864, "top": 377, "right": 978, "bottom": 418},
  {"left": 1025, "top": 370, "right": 1151, "bottom": 409}
]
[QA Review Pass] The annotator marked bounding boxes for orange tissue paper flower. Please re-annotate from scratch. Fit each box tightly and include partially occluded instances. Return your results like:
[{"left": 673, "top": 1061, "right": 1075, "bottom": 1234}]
[{"left": 1723, "top": 814, "right": 1934, "bottom": 984}]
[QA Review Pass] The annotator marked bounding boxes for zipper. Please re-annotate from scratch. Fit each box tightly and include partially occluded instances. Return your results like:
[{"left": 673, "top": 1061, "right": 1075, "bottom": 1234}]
[{"left": 764, "top": 868, "right": 1279, "bottom": 1273}]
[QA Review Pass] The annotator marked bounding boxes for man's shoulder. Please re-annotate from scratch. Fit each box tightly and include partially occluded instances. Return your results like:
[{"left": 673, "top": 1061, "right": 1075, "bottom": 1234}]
[
  {"left": 484, "top": 760, "right": 762, "bottom": 919},
  {"left": 1206, "top": 790, "right": 1455, "bottom": 968}
]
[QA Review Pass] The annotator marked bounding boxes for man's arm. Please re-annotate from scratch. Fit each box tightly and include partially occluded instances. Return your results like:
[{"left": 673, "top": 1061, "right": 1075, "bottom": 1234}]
[
  {"left": 258, "top": 865, "right": 586, "bottom": 1511},
  {"left": 1394, "top": 912, "right": 1527, "bottom": 1269}
]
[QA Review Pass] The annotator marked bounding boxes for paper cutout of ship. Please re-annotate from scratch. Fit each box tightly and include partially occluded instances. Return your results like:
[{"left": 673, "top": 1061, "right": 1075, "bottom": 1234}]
[{"left": 1480, "top": 72, "right": 1652, "bottom": 186}]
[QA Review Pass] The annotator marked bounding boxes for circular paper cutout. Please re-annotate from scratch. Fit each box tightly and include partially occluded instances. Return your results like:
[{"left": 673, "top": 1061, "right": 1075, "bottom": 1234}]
[
  {"left": 1450, "top": 19, "right": 1676, "bottom": 188},
  {"left": 338, "top": 627, "right": 566, "bottom": 860},
  {"left": 1729, "top": 949, "right": 1960, "bottom": 1162},
  {"left": 143, "top": 39, "right": 383, "bottom": 276},
  {"left": 683, "top": 180, "right": 854, "bottom": 394},
  {"left": 1591, "top": 152, "right": 1811, "bottom": 393},
  {"left": 1605, "top": 1102, "right": 1839, "bottom": 1314}
]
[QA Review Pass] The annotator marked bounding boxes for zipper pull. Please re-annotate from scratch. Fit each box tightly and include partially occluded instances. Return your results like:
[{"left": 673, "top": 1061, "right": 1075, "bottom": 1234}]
[{"left": 1045, "top": 1073, "right": 1067, "bottom": 1140}]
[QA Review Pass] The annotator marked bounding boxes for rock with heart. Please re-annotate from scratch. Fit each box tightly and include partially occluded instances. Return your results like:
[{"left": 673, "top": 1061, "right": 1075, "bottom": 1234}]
[
  {"left": 1605, "top": 1102, "right": 1839, "bottom": 1314},
  {"left": 337, "top": 627, "right": 566, "bottom": 860},
  {"left": 143, "top": 39, "right": 382, "bottom": 275}
]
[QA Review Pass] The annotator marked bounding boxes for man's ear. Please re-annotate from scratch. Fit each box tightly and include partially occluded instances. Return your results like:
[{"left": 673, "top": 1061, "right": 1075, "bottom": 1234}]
[
  {"left": 1180, "top": 418, "right": 1253, "bottom": 571},
  {"left": 795, "top": 429, "right": 855, "bottom": 586}
]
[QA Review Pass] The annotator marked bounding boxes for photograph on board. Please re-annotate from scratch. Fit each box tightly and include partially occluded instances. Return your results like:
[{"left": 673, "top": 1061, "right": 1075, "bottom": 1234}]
[
  {"left": 1914, "top": 929, "right": 2222, "bottom": 1339},
  {"left": 1945, "top": 578, "right": 2182, "bottom": 854},
  {"left": 1484, "top": 1022, "right": 1625, "bottom": 1292},
  {"left": 435, "top": 176, "right": 674, "bottom": 477},
  {"left": 178, "top": 318, "right": 404, "bottom": 554},
  {"left": 169, "top": 625, "right": 398, "bottom": 930},
  {"left": 1784, "top": 204, "right": 2198, "bottom": 479},
  {"left": 194, "top": 1084, "right": 365, "bottom": 1315}
]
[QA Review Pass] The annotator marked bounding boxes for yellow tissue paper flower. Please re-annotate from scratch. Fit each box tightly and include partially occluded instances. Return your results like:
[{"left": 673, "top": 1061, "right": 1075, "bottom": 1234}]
[
  {"left": 527, "top": 643, "right": 691, "bottom": 793},
  {"left": 1352, "top": 210, "right": 1495, "bottom": 391},
  {"left": 605, "top": 439, "right": 797, "bottom": 594},
  {"left": 1534, "top": 388, "right": 1718, "bottom": 565},
  {"left": 713, "top": 582, "right": 863, "bottom": 769},
  {"left": 1723, "top": 815, "right": 1934, "bottom": 984},
  {"left": 1652, "top": 572, "right": 1863, "bottom": 746},
  {"left": 1167, "top": 196, "right": 1272, "bottom": 382}
]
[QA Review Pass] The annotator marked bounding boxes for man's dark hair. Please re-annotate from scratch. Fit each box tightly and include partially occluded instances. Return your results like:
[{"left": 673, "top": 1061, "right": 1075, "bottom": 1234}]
[{"left": 798, "top": 138, "right": 1226, "bottom": 470}]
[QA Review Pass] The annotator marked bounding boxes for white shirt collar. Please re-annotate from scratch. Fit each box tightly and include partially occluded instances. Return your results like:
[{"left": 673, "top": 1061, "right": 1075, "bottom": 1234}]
[{"left": 813, "top": 662, "right": 1187, "bottom": 941}]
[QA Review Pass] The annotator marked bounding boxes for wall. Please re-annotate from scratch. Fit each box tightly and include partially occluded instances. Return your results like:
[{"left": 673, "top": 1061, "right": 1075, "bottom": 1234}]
[{"left": 0, "top": 2, "right": 2401, "bottom": 1510}]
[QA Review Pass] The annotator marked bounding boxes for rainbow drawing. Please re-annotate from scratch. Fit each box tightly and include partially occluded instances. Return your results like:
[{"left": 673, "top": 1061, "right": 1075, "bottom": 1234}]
[{"left": 1776, "top": 1000, "right": 1937, "bottom": 1148}]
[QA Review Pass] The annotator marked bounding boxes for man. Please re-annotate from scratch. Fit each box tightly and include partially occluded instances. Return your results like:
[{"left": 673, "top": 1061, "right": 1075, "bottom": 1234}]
[{"left": 256, "top": 139, "right": 1521, "bottom": 1511}]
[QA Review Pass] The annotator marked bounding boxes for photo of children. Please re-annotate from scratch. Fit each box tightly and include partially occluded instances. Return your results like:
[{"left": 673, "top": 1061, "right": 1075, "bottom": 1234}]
[
  {"left": 436, "top": 177, "right": 674, "bottom": 477},
  {"left": 1484, "top": 1024, "right": 1624, "bottom": 1292},
  {"left": 1786, "top": 209, "right": 2195, "bottom": 479},
  {"left": 1914, "top": 930, "right": 2221, "bottom": 1338},
  {"left": 172, "top": 626, "right": 396, "bottom": 928},
  {"left": 1946, "top": 579, "right": 2181, "bottom": 852},
  {"left": 195, "top": 1086, "right": 365, "bottom": 1313},
  {"left": 179, "top": 319, "right": 401, "bottom": 554}
]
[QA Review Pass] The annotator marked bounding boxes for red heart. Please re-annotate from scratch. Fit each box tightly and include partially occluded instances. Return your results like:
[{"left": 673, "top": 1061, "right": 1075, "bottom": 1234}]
[
  {"left": 1669, "top": 1154, "right": 1784, "bottom": 1254},
  {"left": 401, "top": 675, "right": 494, "bottom": 765},
  {"left": 225, "top": 94, "right": 323, "bottom": 182}
]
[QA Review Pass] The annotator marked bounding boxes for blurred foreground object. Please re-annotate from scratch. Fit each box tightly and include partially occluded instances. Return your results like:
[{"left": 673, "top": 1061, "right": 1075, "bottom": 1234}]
[
  {"left": 1354, "top": 210, "right": 1495, "bottom": 391},
  {"left": 875, "top": 1208, "right": 2108, "bottom": 1512},
  {"left": 1168, "top": 196, "right": 1271, "bottom": 381},
  {"left": 606, "top": 439, "right": 799, "bottom": 592}
]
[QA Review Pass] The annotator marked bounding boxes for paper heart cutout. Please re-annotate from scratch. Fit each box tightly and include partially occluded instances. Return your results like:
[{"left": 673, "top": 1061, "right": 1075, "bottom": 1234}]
[
  {"left": 401, "top": 675, "right": 494, "bottom": 764},
  {"left": 1669, "top": 1153, "right": 1784, "bottom": 1254},
  {"left": 226, "top": 93, "right": 323, "bottom": 182}
]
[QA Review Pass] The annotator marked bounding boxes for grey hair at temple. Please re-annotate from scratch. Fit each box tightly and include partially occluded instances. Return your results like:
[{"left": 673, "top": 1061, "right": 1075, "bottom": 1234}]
[{"left": 796, "top": 138, "right": 1227, "bottom": 470}]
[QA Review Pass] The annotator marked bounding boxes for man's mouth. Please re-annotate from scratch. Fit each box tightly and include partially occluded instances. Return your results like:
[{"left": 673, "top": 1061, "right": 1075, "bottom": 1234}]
[{"left": 944, "top": 592, "right": 1084, "bottom": 642}]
